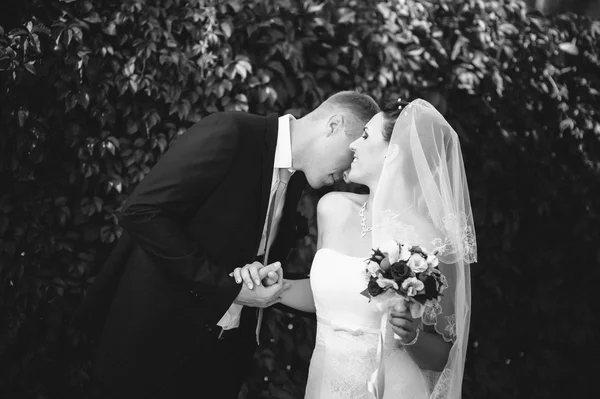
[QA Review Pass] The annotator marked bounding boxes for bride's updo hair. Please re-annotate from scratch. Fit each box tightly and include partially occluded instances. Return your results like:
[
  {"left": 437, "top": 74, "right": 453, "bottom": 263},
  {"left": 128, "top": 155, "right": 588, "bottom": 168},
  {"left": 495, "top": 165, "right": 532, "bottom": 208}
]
[{"left": 381, "top": 98, "right": 410, "bottom": 142}]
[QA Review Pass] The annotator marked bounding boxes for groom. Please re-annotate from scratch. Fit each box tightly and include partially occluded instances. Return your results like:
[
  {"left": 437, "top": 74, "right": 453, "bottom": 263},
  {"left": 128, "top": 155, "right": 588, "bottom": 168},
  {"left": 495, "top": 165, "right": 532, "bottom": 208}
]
[{"left": 77, "top": 91, "right": 379, "bottom": 399}]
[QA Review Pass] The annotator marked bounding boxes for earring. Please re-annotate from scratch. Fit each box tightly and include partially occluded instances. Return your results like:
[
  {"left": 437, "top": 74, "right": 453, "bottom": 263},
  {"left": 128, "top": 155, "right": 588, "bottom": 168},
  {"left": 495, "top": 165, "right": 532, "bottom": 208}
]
[{"left": 397, "top": 98, "right": 410, "bottom": 110}]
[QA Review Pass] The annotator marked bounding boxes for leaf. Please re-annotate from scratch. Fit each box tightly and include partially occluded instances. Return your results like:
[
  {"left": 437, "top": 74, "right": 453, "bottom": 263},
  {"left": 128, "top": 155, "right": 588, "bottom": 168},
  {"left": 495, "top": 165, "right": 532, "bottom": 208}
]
[
  {"left": 24, "top": 61, "right": 36, "bottom": 75},
  {"left": 235, "top": 94, "right": 248, "bottom": 104},
  {"left": 258, "top": 86, "right": 268, "bottom": 103},
  {"left": 31, "top": 24, "right": 51, "bottom": 36},
  {"left": 268, "top": 61, "right": 286, "bottom": 76},
  {"left": 235, "top": 60, "right": 252, "bottom": 80},
  {"left": 451, "top": 36, "right": 468, "bottom": 60},
  {"left": 17, "top": 109, "right": 28, "bottom": 127},
  {"left": 83, "top": 12, "right": 102, "bottom": 24},
  {"left": 338, "top": 10, "right": 356, "bottom": 24},
  {"left": 100, "top": 225, "right": 112, "bottom": 243},
  {"left": 66, "top": 94, "right": 78, "bottom": 112},
  {"left": 499, "top": 23, "right": 518, "bottom": 36},
  {"left": 129, "top": 79, "right": 138, "bottom": 93},
  {"left": 307, "top": 3, "right": 325, "bottom": 13},
  {"left": 126, "top": 120, "right": 139, "bottom": 134},
  {"left": 558, "top": 42, "right": 578, "bottom": 56},
  {"left": 407, "top": 47, "right": 425, "bottom": 58},
  {"left": 102, "top": 22, "right": 116, "bottom": 36},
  {"left": 336, "top": 65, "right": 349, "bottom": 74},
  {"left": 560, "top": 118, "right": 574, "bottom": 132},
  {"left": 8, "top": 28, "right": 28, "bottom": 38},
  {"left": 221, "top": 21, "right": 233, "bottom": 38},
  {"left": 377, "top": 3, "right": 391, "bottom": 19},
  {"left": 93, "top": 197, "right": 103, "bottom": 212},
  {"left": 247, "top": 76, "right": 260, "bottom": 88},
  {"left": 71, "top": 26, "right": 83, "bottom": 42},
  {"left": 78, "top": 92, "right": 90, "bottom": 109}
]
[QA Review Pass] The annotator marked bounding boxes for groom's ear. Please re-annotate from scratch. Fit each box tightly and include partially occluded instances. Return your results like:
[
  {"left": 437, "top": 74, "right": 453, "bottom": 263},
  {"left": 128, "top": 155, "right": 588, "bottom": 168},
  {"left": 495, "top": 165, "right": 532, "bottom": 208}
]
[{"left": 326, "top": 114, "right": 344, "bottom": 137}]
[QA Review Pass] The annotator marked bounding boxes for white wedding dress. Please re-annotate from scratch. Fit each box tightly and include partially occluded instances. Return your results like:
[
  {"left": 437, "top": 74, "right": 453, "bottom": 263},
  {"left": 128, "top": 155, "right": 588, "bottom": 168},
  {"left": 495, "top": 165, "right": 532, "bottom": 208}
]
[{"left": 304, "top": 248, "right": 430, "bottom": 399}]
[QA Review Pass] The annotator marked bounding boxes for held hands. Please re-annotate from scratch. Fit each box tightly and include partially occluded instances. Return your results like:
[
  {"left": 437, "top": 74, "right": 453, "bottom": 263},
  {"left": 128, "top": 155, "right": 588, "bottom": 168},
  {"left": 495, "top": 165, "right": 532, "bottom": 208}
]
[
  {"left": 389, "top": 300, "right": 420, "bottom": 345},
  {"left": 230, "top": 261, "right": 280, "bottom": 289},
  {"left": 231, "top": 261, "right": 290, "bottom": 308}
]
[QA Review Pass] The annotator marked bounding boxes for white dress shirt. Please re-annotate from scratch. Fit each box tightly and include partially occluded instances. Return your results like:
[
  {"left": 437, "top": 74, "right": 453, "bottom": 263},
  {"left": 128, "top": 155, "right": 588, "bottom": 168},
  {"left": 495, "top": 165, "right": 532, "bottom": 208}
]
[{"left": 217, "top": 115, "right": 295, "bottom": 330}]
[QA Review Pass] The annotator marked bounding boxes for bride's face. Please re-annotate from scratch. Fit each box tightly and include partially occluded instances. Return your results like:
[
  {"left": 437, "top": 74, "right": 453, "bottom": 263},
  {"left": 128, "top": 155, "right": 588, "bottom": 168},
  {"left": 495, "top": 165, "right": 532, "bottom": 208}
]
[{"left": 347, "top": 112, "right": 389, "bottom": 187}]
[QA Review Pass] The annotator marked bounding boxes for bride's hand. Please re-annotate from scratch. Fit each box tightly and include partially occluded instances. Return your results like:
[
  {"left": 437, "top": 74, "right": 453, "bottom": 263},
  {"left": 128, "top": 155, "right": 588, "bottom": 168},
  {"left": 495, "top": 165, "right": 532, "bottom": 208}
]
[
  {"left": 229, "top": 261, "right": 281, "bottom": 289},
  {"left": 389, "top": 304, "right": 420, "bottom": 344}
]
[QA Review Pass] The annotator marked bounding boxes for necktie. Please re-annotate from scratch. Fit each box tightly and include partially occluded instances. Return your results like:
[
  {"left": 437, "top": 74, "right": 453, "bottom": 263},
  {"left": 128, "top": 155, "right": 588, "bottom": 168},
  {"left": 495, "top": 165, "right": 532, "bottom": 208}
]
[{"left": 255, "top": 168, "right": 293, "bottom": 344}]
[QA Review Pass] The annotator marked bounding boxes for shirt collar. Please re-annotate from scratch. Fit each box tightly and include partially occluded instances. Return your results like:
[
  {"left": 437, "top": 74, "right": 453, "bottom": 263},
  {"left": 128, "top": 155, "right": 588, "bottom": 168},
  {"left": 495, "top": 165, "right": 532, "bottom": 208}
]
[{"left": 275, "top": 114, "right": 295, "bottom": 171}]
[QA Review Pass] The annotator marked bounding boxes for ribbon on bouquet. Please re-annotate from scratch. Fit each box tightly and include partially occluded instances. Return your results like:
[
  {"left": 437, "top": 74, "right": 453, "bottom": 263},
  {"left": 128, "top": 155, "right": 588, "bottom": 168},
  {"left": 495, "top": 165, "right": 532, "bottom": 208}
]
[
  {"left": 366, "top": 295, "right": 425, "bottom": 399},
  {"left": 366, "top": 311, "right": 388, "bottom": 399}
]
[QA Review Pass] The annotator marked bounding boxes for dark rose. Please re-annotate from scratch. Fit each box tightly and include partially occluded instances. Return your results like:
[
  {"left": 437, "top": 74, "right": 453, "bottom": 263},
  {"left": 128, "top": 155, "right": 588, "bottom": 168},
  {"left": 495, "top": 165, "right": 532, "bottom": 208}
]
[
  {"left": 411, "top": 245, "right": 426, "bottom": 256},
  {"left": 380, "top": 257, "right": 392, "bottom": 271},
  {"left": 390, "top": 261, "right": 411, "bottom": 280},
  {"left": 370, "top": 248, "right": 385, "bottom": 263},
  {"left": 367, "top": 278, "right": 385, "bottom": 296},
  {"left": 422, "top": 276, "right": 439, "bottom": 300}
]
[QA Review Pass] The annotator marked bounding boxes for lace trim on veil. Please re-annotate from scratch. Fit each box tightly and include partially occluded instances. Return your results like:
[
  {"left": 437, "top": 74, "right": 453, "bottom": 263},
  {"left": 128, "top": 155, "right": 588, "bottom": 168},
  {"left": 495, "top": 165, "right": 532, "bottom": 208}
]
[{"left": 432, "top": 212, "right": 477, "bottom": 263}]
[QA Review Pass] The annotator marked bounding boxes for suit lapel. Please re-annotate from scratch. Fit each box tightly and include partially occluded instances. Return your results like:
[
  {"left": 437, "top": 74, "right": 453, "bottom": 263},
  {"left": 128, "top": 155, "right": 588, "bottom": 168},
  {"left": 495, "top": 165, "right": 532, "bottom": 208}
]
[{"left": 256, "top": 114, "right": 279, "bottom": 244}]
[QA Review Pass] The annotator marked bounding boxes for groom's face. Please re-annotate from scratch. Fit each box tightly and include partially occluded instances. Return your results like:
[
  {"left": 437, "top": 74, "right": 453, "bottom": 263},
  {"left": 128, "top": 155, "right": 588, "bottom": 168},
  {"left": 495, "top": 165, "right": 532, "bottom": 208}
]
[{"left": 305, "top": 120, "right": 356, "bottom": 189}]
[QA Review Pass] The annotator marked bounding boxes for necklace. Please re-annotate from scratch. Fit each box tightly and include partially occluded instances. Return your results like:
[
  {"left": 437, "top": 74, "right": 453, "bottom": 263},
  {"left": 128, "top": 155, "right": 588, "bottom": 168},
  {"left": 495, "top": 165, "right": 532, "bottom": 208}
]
[{"left": 359, "top": 200, "right": 414, "bottom": 238}]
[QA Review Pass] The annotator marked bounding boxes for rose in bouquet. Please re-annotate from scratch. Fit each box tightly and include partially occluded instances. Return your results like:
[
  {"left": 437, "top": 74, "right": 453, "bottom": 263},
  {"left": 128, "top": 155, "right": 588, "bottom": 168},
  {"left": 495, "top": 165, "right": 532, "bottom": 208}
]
[{"left": 360, "top": 240, "right": 447, "bottom": 339}]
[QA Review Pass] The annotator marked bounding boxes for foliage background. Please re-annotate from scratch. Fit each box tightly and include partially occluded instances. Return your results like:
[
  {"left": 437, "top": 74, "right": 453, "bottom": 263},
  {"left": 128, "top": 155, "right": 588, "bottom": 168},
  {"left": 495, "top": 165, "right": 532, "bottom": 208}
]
[{"left": 1, "top": 0, "right": 598, "bottom": 398}]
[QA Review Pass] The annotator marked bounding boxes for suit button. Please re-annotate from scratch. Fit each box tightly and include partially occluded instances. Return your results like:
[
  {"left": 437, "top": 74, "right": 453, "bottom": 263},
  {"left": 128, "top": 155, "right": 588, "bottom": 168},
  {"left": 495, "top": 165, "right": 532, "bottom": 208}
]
[{"left": 205, "top": 324, "right": 212, "bottom": 332}]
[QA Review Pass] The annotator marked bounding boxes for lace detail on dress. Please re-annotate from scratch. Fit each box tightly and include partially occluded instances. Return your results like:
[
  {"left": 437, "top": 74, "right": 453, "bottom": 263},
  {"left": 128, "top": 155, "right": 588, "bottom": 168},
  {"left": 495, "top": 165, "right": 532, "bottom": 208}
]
[
  {"left": 430, "top": 368, "right": 452, "bottom": 399},
  {"left": 306, "top": 320, "right": 383, "bottom": 399},
  {"left": 432, "top": 212, "right": 477, "bottom": 263},
  {"left": 322, "top": 325, "right": 378, "bottom": 399}
]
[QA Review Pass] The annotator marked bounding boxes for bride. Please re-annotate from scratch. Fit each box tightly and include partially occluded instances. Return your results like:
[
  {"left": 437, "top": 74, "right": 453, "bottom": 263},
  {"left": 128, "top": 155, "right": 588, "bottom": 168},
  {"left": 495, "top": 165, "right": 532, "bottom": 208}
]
[{"left": 233, "top": 99, "right": 476, "bottom": 399}]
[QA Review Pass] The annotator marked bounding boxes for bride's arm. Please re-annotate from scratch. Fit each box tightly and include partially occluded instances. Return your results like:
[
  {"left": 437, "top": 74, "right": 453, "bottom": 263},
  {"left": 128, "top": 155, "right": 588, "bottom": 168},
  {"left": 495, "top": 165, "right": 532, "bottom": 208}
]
[
  {"left": 279, "top": 278, "right": 315, "bottom": 313},
  {"left": 403, "top": 327, "right": 451, "bottom": 372},
  {"left": 390, "top": 304, "right": 451, "bottom": 372}
]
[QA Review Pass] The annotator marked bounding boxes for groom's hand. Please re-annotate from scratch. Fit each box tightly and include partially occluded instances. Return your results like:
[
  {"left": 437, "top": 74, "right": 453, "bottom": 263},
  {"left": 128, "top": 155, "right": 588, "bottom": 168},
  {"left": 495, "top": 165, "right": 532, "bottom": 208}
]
[
  {"left": 230, "top": 261, "right": 280, "bottom": 289},
  {"left": 233, "top": 267, "right": 289, "bottom": 308}
]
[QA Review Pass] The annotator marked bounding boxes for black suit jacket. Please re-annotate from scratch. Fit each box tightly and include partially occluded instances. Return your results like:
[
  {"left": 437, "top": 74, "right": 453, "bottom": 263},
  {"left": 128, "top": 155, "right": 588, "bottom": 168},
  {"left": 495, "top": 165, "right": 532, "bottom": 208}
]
[{"left": 75, "top": 112, "right": 306, "bottom": 396}]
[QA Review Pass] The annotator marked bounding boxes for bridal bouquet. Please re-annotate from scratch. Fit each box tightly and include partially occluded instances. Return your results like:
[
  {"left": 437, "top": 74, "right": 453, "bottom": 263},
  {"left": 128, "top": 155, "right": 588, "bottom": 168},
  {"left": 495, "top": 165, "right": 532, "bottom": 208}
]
[{"left": 360, "top": 241, "right": 447, "bottom": 338}]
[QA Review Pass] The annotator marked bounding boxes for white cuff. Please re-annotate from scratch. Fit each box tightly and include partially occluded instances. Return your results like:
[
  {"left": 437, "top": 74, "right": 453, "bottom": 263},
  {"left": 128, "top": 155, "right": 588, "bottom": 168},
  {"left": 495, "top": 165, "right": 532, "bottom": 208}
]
[{"left": 216, "top": 302, "right": 244, "bottom": 330}]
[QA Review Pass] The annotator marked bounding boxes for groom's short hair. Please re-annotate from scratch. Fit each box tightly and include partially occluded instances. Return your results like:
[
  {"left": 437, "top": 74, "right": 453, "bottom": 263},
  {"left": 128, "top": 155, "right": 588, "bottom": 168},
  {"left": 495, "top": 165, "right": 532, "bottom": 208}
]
[{"left": 320, "top": 90, "right": 380, "bottom": 137}]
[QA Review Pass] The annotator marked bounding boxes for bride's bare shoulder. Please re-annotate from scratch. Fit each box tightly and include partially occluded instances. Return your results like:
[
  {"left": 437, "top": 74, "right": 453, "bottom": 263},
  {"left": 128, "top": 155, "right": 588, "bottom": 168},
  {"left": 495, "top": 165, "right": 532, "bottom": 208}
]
[{"left": 317, "top": 192, "right": 366, "bottom": 220}]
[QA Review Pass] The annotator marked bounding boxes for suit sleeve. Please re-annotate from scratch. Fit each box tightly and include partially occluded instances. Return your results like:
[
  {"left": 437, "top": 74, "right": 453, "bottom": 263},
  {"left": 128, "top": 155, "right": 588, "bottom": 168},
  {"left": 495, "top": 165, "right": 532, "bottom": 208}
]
[
  {"left": 71, "top": 231, "right": 136, "bottom": 337},
  {"left": 119, "top": 113, "right": 241, "bottom": 302}
]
